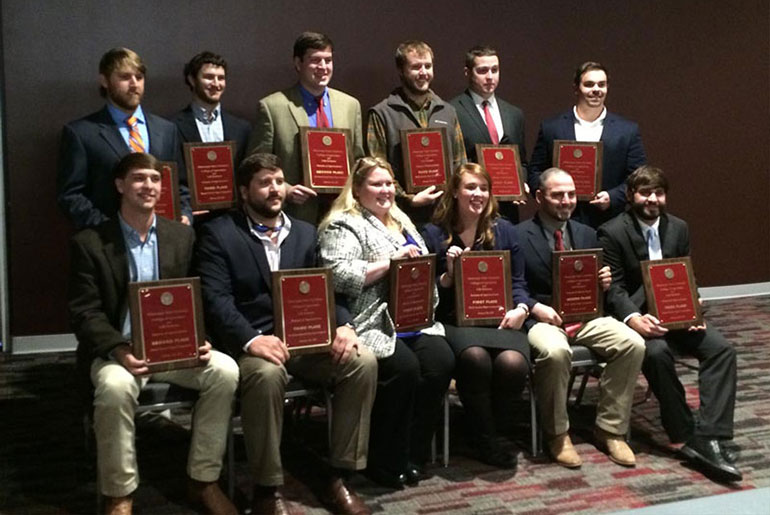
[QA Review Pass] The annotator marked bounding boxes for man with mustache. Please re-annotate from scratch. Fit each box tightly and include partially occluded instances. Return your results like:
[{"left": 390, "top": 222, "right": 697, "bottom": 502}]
[
  {"left": 247, "top": 32, "right": 365, "bottom": 223},
  {"left": 172, "top": 51, "right": 252, "bottom": 169},
  {"left": 195, "top": 153, "right": 376, "bottom": 514},
  {"left": 58, "top": 47, "right": 192, "bottom": 229},
  {"left": 367, "top": 40, "right": 467, "bottom": 223},
  {"left": 450, "top": 45, "right": 528, "bottom": 223},
  {"left": 598, "top": 165, "right": 742, "bottom": 482},
  {"left": 528, "top": 61, "right": 647, "bottom": 228}
]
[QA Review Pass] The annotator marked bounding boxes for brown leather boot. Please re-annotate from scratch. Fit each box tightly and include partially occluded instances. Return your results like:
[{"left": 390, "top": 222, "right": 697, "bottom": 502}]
[
  {"left": 546, "top": 432, "right": 582, "bottom": 468},
  {"left": 104, "top": 495, "right": 132, "bottom": 515},
  {"left": 594, "top": 427, "right": 636, "bottom": 467}
]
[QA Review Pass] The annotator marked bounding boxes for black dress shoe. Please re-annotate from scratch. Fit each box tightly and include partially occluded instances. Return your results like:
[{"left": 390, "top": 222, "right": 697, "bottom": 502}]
[
  {"left": 404, "top": 463, "right": 425, "bottom": 486},
  {"left": 476, "top": 437, "right": 517, "bottom": 469},
  {"left": 681, "top": 437, "right": 743, "bottom": 482},
  {"left": 364, "top": 467, "right": 406, "bottom": 490},
  {"left": 719, "top": 440, "right": 739, "bottom": 464}
]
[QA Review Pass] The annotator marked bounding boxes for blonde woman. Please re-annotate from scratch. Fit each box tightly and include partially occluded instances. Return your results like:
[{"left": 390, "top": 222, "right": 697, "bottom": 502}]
[{"left": 318, "top": 157, "right": 454, "bottom": 489}]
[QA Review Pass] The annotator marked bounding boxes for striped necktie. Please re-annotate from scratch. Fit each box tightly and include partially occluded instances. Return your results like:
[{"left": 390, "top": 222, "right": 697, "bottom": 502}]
[{"left": 127, "top": 116, "right": 145, "bottom": 153}]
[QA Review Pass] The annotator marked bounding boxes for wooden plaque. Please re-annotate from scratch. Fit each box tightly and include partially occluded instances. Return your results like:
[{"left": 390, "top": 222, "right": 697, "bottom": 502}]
[
  {"left": 641, "top": 257, "right": 703, "bottom": 329},
  {"left": 155, "top": 161, "right": 182, "bottom": 222},
  {"left": 300, "top": 127, "right": 353, "bottom": 194},
  {"left": 388, "top": 254, "right": 436, "bottom": 332},
  {"left": 475, "top": 144, "right": 526, "bottom": 201},
  {"left": 553, "top": 140, "right": 603, "bottom": 200},
  {"left": 183, "top": 141, "right": 237, "bottom": 210},
  {"left": 453, "top": 250, "right": 512, "bottom": 326},
  {"left": 552, "top": 249, "right": 603, "bottom": 323},
  {"left": 400, "top": 128, "right": 451, "bottom": 193}
]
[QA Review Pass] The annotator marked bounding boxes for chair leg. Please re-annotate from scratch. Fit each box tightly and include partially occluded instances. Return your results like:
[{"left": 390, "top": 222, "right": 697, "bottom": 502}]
[
  {"left": 325, "top": 390, "right": 333, "bottom": 451},
  {"left": 443, "top": 392, "right": 449, "bottom": 467},
  {"left": 528, "top": 377, "right": 539, "bottom": 457},
  {"left": 227, "top": 417, "right": 235, "bottom": 500},
  {"left": 574, "top": 370, "right": 591, "bottom": 406}
]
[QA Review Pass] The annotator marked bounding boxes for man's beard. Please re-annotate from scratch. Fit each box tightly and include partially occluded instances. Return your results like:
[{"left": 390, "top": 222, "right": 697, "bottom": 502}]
[{"left": 247, "top": 195, "right": 283, "bottom": 219}]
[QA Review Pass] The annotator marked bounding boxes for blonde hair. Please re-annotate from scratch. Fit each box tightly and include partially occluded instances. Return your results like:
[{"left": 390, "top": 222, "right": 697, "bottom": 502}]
[
  {"left": 319, "top": 156, "right": 418, "bottom": 235},
  {"left": 432, "top": 162, "right": 499, "bottom": 249}
]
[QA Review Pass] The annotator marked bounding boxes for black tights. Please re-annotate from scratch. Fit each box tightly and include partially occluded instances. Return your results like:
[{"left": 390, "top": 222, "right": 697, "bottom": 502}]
[{"left": 455, "top": 346, "right": 529, "bottom": 439}]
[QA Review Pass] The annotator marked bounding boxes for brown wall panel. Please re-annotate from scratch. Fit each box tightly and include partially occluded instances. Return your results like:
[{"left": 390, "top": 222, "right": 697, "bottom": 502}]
[{"left": 2, "top": 0, "right": 769, "bottom": 335}]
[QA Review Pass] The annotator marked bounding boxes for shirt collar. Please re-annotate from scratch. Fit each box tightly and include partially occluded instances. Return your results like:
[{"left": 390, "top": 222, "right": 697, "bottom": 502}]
[
  {"left": 248, "top": 211, "right": 291, "bottom": 238},
  {"left": 192, "top": 101, "right": 220, "bottom": 123},
  {"left": 539, "top": 212, "right": 568, "bottom": 235},
  {"left": 398, "top": 87, "right": 434, "bottom": 111},
  {"left": 635, "top": 215, "right": 660, "bottom": 235},
  {"left": 298, "top": 83, "right": 329, "bottom": 107},
  {"left": 107, "top": 102, "right": 145, "bottom": 126},
  {"left": 469, "top": 89, "right": 496, "bottom": 108},
  {"left": 117, "top": 211, "right": 157, "bottom": 245},
  {"left": 572, "top": 105, "right": 607, "bottom": 127}
]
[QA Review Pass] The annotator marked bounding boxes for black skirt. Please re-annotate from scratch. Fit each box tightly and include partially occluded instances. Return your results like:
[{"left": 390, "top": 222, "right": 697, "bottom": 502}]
[{"left": 443, "top": 324, "right": 530, "bottom": 364}]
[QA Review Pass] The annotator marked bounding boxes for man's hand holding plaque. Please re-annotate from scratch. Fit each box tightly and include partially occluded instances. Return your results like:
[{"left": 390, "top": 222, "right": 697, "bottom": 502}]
[
  {"left": 475, "top": 144, "right": 526, "bottom": 202},
  {"left": 271, "top": 267, "right": 336, "bottom": 355},
  {"left": 127, "top": 277, "right": 205, "bottom": 374},
  {"left": 453, "top": 250, "right": 512, "bottom": 326},
  {"left": 183, "top": 141, "right": 237, "bottom": 210},
  {"left": 641, "top": 256, "right": 703, "bottom": 330},
  {"left": 300, "top": 127, "right": 352, "bottom": 193},
  {"left": 551, "top": 249, "right": 604, "bottom": 323},
  {"left": 553, "top": 140, "right": 603, "bottom": 201},
  {"left": 388, "top": 254, "right": 436, "bottom": 332},
  {"left": 400, "top": 128, "right": 451, "bottom": 193}
]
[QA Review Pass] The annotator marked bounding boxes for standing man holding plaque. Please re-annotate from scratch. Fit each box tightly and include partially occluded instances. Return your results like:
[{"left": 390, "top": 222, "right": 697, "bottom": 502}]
[
  {"left": 172, "top": 51, "right": 252, "bottom": 169},
  {"left": 450, "top": 45, "right": 528, "bottom": 223},
  {"left": 68, "top": 152, "right": 239, "bottom": 515},
  {"left": 516, "top": 168, "right": 645, "bottom": 468},
  {"left": 528, "top": 61, "right": 647, "bottom": 227},
  {"left": 367, "top": 40, "right": 467, "bottom": 223},
  {"left": 598, "top": 166, "right": 741, "bottom": 482},
  {"left": 58, "top": 47, "right": 192, "bottom": 229},
  {"left": 195, "top": 153, "right": 376, "bottom": 514},
  {"left": 247, "top": 32, "right": 365, "bottom": 224}
]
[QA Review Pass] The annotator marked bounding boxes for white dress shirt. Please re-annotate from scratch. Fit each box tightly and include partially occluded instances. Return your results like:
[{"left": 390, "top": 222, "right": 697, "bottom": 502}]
[{"left": 573, "top": 106, "right": 607, "bottom": 142}]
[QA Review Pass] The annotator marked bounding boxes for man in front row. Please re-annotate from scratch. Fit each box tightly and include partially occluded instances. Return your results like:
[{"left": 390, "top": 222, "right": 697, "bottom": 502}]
[
  {"left": 195, "top": 153, "right": 377, "bottom": 514},
  {"left": 516, "top": 168, "right": 645, "bottom": 468},
  {"left": 598, "top": 166, "right": 742, "bottom": 482},
  {"left": 68, "top": 153, "right": 239, "bottom": 515}
]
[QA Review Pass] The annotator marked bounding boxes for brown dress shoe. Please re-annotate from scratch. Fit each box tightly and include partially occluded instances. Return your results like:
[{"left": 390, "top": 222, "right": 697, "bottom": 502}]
[
  {"left": 188, "top": 479, "right": 238, "bottom": 515},
  {"left": 105, "top": 495, "right": 132, "bottom": 515},
  {"left": 595, "top": 427, "right": 636, "bottom": 467},
  {"left": 547, "top": 433, "right": 582, "bottom": 468},
  {"left": 252, "top": 490, "right": 290, "bottom": 515},
  {"left": 322, "top": 477, "right": 371, "bottom": 515}
]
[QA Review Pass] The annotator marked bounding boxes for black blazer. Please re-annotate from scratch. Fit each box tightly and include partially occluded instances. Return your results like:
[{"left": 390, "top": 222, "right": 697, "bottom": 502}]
[
  {"left": 68, "top": 216, "right": 195, "bottom": 370},
  {"left": 516, "top": 215, "right": 600, "bottom": 314},
  {"left": 450, "top": 89, "right": 527, "bottom": 165},
  {"left": 597, "top": 211, "right": 690, "bottom": 321},
  {"left": 171, "top": 105, "right": 252, "bottom": 167},
  {"left": 194, "top": 210, "right": 351, "bottom": 357},
  {"left": 528, "top": 110, "right": 647, "bottom": 227},
  {"left": 57, "top": 106, "right": 191, "bottom": 229}
]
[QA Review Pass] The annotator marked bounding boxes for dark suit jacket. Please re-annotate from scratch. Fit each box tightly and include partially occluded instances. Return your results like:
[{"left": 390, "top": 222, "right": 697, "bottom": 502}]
[
  {"left": 450, "top": 89, "right": 527, "bottom": 165},
  {"left": 516, "top": 215, "right": 600, "bottom": 330},
  {"left": 194, "top": 210, "right": 351, "bottom": 357},
  {"left": 57, "top": 106, "right": 191, "bottom": 229},
  {"left": 421, "top": 218, "right": 532, "bottom": 323},
  {"left": 68, "top": 216, "right": 195, "bottom": 373},
  {"left": 171, "top": 105, "right": 252, "bottom": 167},
  {"left": 528, "top": 110, "right": 647, "bottom": 227},
  {"left": 597, "top": 211, "right": 690, "bottom": 321}
]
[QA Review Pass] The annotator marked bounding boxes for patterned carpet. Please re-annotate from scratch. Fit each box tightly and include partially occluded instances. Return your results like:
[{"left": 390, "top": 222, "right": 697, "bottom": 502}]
[{"left": 1, "top": 296, "right": 769, "bottom": 514}]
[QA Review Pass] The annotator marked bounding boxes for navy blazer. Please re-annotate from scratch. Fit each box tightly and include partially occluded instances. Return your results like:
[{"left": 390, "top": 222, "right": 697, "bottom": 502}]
[
  {"left": 528, "top": 110, "right": 647, "bottom": 227},
  {"left": 57, "top": 105, "right": 191, "bottom": 229},
  {"left": 421, "top": 218, "right": 532, "bottom": 323},
  {"left": 450, "top": 89, "right": 527, "bottom": 165},
  {"left": 194, "top": 210, "right": 351, "bottom": 357},
  {"left": 171, "top": 105, "right": 252, "bottom": 167},
  {"left": 598, "top": 211, "right": 690, "bottom": 321}
]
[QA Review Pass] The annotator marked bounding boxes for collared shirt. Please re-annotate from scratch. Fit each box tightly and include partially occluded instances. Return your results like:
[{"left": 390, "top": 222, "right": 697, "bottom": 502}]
[
  {"left": 298, "top": 84, "right": 333, "bottom": 128},
  {"left": 469, "top": 89, "right": 503, "bottom": 140},
  {"left": 636, "top": 216, "right": 662, "bottom": 260},
  {"left": 192, "top": 102, "right": 224, "bottom": 142},
  {"left": 539, "top": 214, "right": 572, "bottom": 251},
  {"left": 248, "top": 211, "right": 292, "bottom": 272},
  {"left": 572, "top": 106, "right": 607, "bottom": 142},
  {"left": 118, "top": 213, "right": 159, "bottom": 338},
  {"left": 107, "top": 102, "right": 150, "bottom": 153}
]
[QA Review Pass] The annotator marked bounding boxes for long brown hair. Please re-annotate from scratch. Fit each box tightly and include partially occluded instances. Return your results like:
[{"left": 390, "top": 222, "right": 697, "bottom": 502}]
[{"left": 432, "top": 163, "right": 499, "bottom": 249}]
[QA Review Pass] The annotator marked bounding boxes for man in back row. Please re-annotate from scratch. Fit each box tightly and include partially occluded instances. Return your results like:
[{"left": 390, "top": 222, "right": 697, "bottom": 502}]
[
  {"left": 248, "top": 32, "right": 365, "bottom": 223},
  {"left": 367, "top": 39, "right": 467, "bottom": 223}
]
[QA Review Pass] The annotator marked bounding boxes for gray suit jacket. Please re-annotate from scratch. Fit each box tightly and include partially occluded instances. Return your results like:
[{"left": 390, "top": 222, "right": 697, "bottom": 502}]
[{"left": 247, "top": 85, "right": 365, "bottom": 223}]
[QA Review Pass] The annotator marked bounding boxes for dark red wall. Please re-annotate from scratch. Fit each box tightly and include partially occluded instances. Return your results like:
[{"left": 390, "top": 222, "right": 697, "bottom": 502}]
[{"left": 3, "top": 0, "right": 769, "bottom": 335}]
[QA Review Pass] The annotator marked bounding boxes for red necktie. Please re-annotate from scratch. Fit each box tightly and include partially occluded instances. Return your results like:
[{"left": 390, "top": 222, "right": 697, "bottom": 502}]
[
  {"left": 316, "top": 96, "right": 330, "bottom": 128},
  {"left": 482, "top": 100, "right": 499, "bottom": 144},
  {"left": 554, "top": 229, "right": 582, "bottom": 337}
]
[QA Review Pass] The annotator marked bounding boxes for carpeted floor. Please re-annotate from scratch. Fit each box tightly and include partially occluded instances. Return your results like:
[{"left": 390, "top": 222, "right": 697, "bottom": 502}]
[{"left": 1, "top": 296, "right": 769, "bottom": 514}]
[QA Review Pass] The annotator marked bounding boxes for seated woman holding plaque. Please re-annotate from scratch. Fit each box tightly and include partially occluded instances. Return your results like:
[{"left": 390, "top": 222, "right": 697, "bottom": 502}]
[
  {"left": 318, "top": 156, "right": 455, "bottom": 489},
  {"left": 422, "top": 163, "right": 532, "bottom": 469}
]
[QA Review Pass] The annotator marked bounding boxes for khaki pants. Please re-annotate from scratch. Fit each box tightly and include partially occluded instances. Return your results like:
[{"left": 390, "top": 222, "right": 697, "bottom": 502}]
[
  {"left": 90, "top": 351, "right": 239, "bottom": 498},
  {"left": 528, "top": 317, "right": 645, "bottom": 437},
  {"left": 238, "top": 347, "right": 377, "bottom": 486}
]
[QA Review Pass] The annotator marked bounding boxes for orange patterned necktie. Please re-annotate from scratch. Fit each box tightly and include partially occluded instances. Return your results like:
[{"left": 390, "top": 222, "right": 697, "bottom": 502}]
[{"left": 127, "top": 116, "right": 145, "bottom": 153}]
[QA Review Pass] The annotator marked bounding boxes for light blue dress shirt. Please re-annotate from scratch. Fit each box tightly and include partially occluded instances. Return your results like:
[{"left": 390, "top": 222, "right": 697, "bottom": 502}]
[
  {"left": 119, "top": 213, "right": 159, "bottom": 339},
  {"left": 107, "top": 102, "right": 150, "bottom": 154}
]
